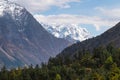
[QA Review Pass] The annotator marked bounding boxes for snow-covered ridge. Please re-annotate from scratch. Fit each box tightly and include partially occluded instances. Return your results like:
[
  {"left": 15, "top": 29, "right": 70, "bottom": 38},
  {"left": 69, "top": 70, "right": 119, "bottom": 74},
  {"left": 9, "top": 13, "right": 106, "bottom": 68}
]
[
  {"left": 41, "top": 23, "right": 91, "bottom": 43},
  {"left": 0, "top": 0, "right": 25, "bottom": 19},
  {"left": 0, "top": 0, "right": 91, "bottom": 43},
  {"left": 0, "top": 0, "right": 29, "bottom": 30}
]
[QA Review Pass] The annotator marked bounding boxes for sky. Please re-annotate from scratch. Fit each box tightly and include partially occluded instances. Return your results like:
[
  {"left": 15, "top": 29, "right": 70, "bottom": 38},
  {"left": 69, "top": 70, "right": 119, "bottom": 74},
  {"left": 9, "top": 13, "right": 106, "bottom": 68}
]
[{"left": 9, "top": 0, "right": 120, "bottom": 36}]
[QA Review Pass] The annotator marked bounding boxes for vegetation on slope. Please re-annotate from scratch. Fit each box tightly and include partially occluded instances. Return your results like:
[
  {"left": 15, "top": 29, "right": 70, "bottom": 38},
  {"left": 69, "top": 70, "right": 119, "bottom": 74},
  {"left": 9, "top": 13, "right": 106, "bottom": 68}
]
[{"left": 0, "top": 44, "right": 120, "bottom": 80}]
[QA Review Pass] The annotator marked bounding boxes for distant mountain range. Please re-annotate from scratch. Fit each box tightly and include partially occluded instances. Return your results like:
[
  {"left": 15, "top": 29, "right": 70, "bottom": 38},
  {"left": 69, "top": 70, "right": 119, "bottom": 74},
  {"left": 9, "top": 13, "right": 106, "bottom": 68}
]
[
  {"left": 0, "top": 0, "right": 70, "bottom": 68},
  {"left": 58, "top": 22, "right": 120, "bottom": 58},
  {"left": 40, "top": 23, "right": 91, "bottom": 43}
]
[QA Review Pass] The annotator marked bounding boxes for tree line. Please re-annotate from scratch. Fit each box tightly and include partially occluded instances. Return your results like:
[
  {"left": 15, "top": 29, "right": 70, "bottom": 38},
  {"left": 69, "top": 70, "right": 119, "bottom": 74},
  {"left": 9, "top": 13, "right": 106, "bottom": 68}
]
[{"left": 0, "top": 44, "right": 120, "bottom": 80}]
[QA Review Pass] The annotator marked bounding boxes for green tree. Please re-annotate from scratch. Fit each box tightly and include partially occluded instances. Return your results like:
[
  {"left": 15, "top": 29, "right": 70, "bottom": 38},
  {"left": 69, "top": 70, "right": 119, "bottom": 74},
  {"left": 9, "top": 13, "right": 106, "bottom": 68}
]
[
  {"left": 89, "top": 72, "right": 104, "bottom": 80},
  {"left": 107, "top": 63, "right": 120, "bottom": 80},
  {"left": 93, "top": 46, "right": 110, "bottom": 67},
  {"left": 104, "top": 56, "right": 113, "bottom": 70},
  {"left": 81, "top": 53, "right": 95, "bottom": 68},
  {"left": 0, "top": 66, "right": 8, "bottom": 80},
  {"left": 55, "top": 74, "right": 61, "bottom": 80}
]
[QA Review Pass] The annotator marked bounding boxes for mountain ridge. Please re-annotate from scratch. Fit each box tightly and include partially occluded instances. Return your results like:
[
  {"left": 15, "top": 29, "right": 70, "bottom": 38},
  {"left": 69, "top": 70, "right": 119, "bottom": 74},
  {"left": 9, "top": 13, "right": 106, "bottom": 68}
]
[
  {"left": 40, "top": 22, "right": 91, "bottom": 43},
  {"left": 58, "top": 22, "right": 120, "bottom": 57},
  {"left": 0, "top": 0, "right": 70, "bottom": 68}
]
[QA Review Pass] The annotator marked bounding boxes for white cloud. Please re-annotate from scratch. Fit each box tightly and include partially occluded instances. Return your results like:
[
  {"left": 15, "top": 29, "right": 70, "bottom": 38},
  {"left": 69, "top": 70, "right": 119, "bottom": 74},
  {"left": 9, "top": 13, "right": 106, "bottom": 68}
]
[
  {"left": 9, "top": 0, "right": 120, "bottom": 31},
  {"left": 93, "top": 24, "right": 100, "bottom": 31},
  {"left": 9, "top": 0, "right": 80, "bottom": 13},
  {"left": 96, "top": 7, "right": 120, "bottom": 18},
  {"left": 34, "top": 14, "right": 119, "bottom": 31}
]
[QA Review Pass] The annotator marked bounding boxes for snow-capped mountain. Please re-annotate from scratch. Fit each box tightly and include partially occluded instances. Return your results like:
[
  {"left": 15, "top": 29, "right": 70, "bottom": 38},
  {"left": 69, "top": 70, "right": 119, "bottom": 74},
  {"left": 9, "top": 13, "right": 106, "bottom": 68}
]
[
  {"left": 0, "top": 0, "right": 70, "bottom": 68},
  {"left": 0, "top": 0, "right": 30, "bottom": 29},
  {"left": 41, "top": 23, "right": 91, "bottom": 43},
  {"left": 0, "top": 0, "right": 24, "bottom": 19}
]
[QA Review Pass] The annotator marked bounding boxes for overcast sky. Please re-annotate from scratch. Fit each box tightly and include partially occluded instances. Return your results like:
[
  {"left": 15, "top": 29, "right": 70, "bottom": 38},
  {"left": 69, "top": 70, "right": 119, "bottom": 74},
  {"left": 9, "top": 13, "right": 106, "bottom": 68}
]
[{"left": 9, "top": 0, "right": 120, "bottom": 36}]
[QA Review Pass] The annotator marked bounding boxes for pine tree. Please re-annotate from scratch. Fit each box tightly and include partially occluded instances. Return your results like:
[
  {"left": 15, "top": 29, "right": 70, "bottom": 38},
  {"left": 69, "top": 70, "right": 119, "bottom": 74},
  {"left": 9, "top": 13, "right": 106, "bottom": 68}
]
[{"left": 55, "top": 74, "right": 61, "bottom": 80}]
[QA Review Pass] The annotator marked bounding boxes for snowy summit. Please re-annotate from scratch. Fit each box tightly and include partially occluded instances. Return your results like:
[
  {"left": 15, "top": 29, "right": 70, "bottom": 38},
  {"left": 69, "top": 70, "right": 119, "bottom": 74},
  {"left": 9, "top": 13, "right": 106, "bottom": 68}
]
[
  {"left": 0, "top": 0, "right": 25, "bottom": 20},
  {"left": 41, "top": 23, "right": 91, "bottom": 43}
]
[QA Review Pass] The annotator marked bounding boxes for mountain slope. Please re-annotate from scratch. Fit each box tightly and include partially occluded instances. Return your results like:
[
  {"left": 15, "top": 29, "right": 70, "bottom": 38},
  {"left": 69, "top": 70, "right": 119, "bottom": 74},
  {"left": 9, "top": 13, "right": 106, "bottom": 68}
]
[
  {"left": 40, "top": 23, "right": 91, "bottom": 43},
  {"left": 0, "top": 0, "right": 70, "bottom": 68},
  {"left": 58, "top": 22, "right": 120, "bottom": 57}
]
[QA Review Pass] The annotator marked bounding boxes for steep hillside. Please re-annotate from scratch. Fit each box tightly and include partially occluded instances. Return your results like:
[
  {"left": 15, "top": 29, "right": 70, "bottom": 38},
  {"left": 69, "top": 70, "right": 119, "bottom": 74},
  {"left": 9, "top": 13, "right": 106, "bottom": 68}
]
[
  {"left": 0, "top": 0, "right": 70, "bottom": 68},
  {"left": 59, "top": 22, "right": 120, "bottom": 57}
]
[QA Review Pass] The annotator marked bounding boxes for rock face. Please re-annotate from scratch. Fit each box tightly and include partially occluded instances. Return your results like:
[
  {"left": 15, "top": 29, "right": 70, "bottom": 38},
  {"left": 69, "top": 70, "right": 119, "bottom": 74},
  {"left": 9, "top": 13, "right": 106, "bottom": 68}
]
[
  {"left": 0, "top": 0, "right": 70, "bottom": 68},
  {"left": 58, "top": 22, "right": 120, "bottom": 57},
  {"left": 38, "top": 23, "right": 91, "bottom": 43}
]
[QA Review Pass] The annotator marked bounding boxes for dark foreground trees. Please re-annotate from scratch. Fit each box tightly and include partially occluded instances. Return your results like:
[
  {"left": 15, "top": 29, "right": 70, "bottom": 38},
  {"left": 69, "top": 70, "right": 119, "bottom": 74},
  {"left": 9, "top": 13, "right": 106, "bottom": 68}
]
[{"left": 0, "top": 44, "right": 120, "bottom": 80}]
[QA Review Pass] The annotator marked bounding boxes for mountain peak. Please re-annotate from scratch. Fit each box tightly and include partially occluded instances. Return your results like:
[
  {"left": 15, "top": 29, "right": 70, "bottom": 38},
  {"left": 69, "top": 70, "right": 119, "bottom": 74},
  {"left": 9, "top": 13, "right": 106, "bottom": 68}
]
[
  {"left": 0, "top": 0, "right": 24, "bottom": 17},
  {"left": 59, "top": 22, "right": 120, "bottom": 57},
  {"left": 0, "top": 0, "right": 29, "bottom": 27},
  {"left": 0, "top": 0, "right": 70, "bottom": 68},
  {"left": 40, "top": 23, "right": 91, "bottom": 43}
]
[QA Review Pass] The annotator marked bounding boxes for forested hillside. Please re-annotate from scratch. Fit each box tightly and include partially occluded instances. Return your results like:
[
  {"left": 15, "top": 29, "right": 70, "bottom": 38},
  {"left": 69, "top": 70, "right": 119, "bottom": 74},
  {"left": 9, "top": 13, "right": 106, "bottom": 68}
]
[
  {"left": 0, "top": 44, "right": 120, "bottom": 80},
  {"left": 59, "top": 22, "right": 120, "bottom": 58}
]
